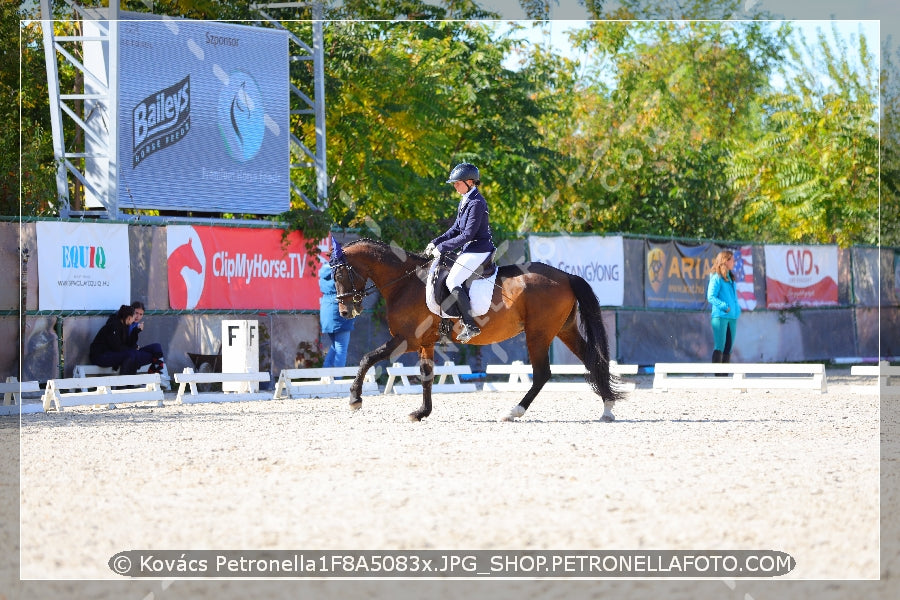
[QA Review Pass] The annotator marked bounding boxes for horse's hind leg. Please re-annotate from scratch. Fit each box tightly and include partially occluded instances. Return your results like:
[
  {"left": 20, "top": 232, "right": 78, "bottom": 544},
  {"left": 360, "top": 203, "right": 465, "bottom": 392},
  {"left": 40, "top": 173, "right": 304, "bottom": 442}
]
[
  {"left": 501, "top": 336, "right": 553, "bottom": 422},
  {"left": 350, "top": 335, "right": 406, "bottom": 410},
  {"left": 556, "top": 313, "right": 615, "bottom": 422}
]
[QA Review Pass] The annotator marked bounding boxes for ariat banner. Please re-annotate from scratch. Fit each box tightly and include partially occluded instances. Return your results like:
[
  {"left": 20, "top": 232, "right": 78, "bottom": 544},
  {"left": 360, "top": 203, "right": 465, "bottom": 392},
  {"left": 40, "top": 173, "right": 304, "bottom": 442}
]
[
  {"left": 166, "top": 226, "right": 321, "bottom": 310},
  {"left": 527, "top": 235, "right": 624, "bottom": 306},
  {"left": 764, "top": 245, "right": 839, "bottom": 308},
  {"left": 645, "top": 240, "right": 724, "bottom": 309},
  {"left": 36, "top": 222, "right": 131, "bottom": 310}
]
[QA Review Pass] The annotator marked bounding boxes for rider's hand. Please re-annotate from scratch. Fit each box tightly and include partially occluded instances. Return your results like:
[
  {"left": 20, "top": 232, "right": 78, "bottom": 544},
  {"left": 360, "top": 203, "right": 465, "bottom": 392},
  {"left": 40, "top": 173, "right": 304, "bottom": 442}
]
[
  {"left": 431, "top": 247, "right": 442, "bottom": 258},
  {"left": 425, "top": 242, "right": 436, "bottom": 255}
]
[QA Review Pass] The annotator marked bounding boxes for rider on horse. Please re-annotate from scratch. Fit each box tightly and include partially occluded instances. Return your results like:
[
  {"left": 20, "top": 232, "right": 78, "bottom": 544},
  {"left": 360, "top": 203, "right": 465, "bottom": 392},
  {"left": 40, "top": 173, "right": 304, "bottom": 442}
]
[{"left": 425, "top": 163, "right": 495, "bottom": 343}]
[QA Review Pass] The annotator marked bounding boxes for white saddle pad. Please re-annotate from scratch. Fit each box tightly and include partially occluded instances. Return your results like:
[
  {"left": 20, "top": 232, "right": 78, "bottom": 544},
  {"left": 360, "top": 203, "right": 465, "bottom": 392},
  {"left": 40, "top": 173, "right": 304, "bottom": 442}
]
[{"left": 425, "top": 259, "right": 498, "bottom": 318}]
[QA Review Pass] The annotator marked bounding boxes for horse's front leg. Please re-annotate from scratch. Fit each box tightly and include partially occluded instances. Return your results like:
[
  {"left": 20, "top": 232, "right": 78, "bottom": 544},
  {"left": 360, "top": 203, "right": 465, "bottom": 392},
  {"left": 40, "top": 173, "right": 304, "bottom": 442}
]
[
  {"left": 409, "top": 345, "right": 435, "bottom": 422},
  {"left": 350, "top": 336, "right": 407, "bottom": 410}
]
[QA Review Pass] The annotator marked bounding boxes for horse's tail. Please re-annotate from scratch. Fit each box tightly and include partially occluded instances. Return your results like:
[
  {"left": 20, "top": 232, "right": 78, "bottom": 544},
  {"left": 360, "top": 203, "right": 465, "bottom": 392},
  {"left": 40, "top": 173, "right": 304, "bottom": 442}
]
[{"left": 568, "top": 274, "right": 622, "bottom": 404}]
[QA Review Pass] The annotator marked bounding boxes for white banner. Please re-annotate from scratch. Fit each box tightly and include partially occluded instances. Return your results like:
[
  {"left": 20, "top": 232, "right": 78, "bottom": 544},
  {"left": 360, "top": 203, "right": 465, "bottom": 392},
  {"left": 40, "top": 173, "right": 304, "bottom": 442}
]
[
  {"left": 764, "top": 244, "right": 839, "bottom": 308},
  {"left": 528, "top": 235, "right": 624, "bottom": 306},
  {"left": 36, "top": 222, "right": 131, "bottom": 311}
]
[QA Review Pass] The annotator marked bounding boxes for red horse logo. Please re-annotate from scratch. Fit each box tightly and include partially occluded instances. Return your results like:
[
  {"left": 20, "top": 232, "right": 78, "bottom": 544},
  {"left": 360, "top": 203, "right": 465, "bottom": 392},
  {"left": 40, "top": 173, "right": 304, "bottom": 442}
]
[{"left": 167, "top": 236, "right": 204, "bottom": 309}]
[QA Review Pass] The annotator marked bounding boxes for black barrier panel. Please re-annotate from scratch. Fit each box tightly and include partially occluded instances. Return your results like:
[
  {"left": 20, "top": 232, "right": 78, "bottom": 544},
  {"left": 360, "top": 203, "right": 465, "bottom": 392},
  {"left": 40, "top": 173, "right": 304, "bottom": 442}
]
[
  {"left": 23, "top": 316, "right": 59, "bottom": 382},
  {"left": 616, "top": 311, "right": 710, "bottom": 364},
  {"left": 884, "top": 248, "right": 900, "bottom": 307},
  {"left": 875, "top": 307, "right": 900, "bottom": 358},
  {"left": 616, "top": 308, "right": 858, "bottom": 364},
  {"left": 851, "top": 247, "right": 880, "bottom": 307},
  {"left": 623, "top": 238, "right": 645, "bottom": 308}
]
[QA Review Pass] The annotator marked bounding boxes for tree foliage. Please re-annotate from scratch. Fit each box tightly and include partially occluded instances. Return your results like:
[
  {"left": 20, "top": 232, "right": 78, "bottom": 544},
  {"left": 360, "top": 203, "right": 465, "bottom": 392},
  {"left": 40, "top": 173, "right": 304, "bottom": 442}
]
[
  {"left": 525, "top": 20, "right": 789, "bottom": 240},
  {"left": 727, "top": 24, "right": 879, "bottom": 246}
]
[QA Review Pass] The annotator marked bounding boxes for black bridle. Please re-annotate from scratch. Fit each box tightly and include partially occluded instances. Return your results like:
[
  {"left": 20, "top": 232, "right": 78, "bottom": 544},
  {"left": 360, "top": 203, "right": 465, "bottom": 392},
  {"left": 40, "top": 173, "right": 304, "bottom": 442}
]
[{"left": 331, "top": 261, "right": 374, "bottom": 305}]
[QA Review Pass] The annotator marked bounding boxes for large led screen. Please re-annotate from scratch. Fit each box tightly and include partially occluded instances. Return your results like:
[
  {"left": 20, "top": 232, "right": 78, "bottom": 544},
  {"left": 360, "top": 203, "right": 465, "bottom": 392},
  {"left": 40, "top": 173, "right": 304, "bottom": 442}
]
[{"left": 116, "top": 16, "right": 289, "bottom": 214}]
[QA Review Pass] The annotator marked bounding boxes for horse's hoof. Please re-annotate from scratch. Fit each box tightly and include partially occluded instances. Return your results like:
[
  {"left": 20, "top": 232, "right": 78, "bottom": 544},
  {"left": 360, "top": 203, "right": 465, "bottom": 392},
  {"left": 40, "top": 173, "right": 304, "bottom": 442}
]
[
  {"left": 408, "top": 412, "right": 421, "bottom": 422},
  {"left": 602, "top": 400, "right": 615, "bottom": 422},
  {"left": 501, "top": 405, "right": 525, "bottom": 422},
  {"left": 349, "top": 399, "right": 362, "bottom": 411}
]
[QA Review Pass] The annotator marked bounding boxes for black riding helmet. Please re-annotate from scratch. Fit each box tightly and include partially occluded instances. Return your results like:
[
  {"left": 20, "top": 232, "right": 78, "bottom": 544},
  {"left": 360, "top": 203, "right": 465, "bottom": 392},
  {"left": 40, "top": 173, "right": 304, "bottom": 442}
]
[{"left": 446, "top": 163, "right": 480, "bottom": 184}]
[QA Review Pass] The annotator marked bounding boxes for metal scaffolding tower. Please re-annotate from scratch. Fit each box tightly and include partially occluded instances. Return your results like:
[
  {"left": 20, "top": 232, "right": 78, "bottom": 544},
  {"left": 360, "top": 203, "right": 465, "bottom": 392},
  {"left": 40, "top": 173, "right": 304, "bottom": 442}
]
[{"left": 39, "top": 0, "right": 328, "bottom": 218}]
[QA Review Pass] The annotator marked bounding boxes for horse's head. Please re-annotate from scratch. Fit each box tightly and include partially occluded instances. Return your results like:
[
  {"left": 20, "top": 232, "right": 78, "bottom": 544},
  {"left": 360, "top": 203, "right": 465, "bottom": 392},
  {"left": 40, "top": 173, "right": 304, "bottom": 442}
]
[{"left": 329, "top": 236, "right": 366, "bottom": 319}]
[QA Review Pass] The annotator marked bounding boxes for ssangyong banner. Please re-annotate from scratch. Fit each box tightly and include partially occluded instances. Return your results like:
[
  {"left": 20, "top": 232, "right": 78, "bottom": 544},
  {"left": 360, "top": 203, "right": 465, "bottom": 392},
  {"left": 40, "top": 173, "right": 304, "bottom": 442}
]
[
  {"left": 166, "top": 226, "right": 320, "bottom": 310},
  {"left": 527, "top": 235, "right": 624, "bottom": 306},
  {"left": 645, "top": 240, "right": 724, "bottom": 309},
  {"left": 36, "top": 222, "right": 131, "bottom": 311},
  {"left": 764, "top": 245, "right": 839, "bottom": 308},
  {"left": 116, "top": 15, "right": 289, "bottom": 214}
]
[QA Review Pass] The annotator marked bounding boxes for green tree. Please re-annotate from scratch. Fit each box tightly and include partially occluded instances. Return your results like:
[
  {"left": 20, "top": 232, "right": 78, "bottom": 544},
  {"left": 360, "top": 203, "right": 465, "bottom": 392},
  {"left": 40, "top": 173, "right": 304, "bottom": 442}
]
[
  {"left": 727, "top": 24, "right": 879, "bottom": 246},
  {"left": 526, "top": 20, "right": 788, "bottom": 239},
  {"left": 3, "top": 3, "right": 60, "bottom": 218},
  {"left": 286, "top": 18, "right": 561, "bottom": 249},
  {"left": 882, "top": 41, "right": 900, "bottom": 247}
]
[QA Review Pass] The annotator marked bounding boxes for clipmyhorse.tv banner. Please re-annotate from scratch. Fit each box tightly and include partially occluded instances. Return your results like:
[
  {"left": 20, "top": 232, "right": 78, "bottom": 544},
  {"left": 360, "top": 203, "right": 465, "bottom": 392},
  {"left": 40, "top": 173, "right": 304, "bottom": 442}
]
[
  {"left": 36, "top": 222, "right": 131, "bottom": 311},
  {"left": 166, "top": 226, "right": 320, "bottom": 310},
  {"left": 764, "top": 245, "right": 838, "bottom": 308},
  {"left": 527, "top": 235, "right": 624, "bottom": 306}
]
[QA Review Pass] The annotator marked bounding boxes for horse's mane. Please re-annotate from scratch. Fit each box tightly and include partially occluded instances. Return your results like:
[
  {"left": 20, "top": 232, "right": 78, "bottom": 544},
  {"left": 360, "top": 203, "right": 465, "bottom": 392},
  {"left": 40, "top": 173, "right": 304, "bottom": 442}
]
[{"left": 344, "top": 237, "right": 430, "bottom": 261}]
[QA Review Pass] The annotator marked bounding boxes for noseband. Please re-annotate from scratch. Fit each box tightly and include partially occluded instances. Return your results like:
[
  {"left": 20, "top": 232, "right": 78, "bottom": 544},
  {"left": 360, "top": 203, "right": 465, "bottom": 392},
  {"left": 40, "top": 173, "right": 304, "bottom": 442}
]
[{"left": 331, "top": 261, "right": 371, "bottom": 305}]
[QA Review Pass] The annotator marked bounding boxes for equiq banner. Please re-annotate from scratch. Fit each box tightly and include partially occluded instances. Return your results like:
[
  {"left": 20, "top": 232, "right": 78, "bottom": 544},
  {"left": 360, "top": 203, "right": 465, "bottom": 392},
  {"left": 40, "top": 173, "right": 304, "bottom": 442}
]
[
  {"left": 166, "top": 226, "right": 321, "bottom": 310},
  {"left": 36, "top": 222, "right": 131, "bottom": 310},
  {"left": 85, "top": 15, "right": 290, "bottom": 214},
  {"left": 527, "top": 235, "right": 624, "bottom": 306},
  {"left": 764, "top": 245, "right": 839, "bottom": 308}
]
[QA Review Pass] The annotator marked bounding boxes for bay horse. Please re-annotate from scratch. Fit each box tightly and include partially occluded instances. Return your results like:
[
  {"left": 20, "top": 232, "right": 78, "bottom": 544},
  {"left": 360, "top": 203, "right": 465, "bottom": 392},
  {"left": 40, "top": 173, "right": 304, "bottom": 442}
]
[{"left": 329, "top": 237, "right": 622, "bottom": 422}]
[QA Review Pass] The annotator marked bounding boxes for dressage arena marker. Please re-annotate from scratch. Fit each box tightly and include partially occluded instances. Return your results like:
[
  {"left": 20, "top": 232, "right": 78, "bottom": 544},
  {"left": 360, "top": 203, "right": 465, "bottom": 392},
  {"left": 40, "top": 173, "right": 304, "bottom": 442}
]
[
  {"left": 851, "top": 361, "right": 900, "bottom": 396},
  {"left": 384, "top": 361, "right": 476, "bottom": 395},
  {"left": 174, "top": 368, "right": 272, "bottom": 404},
  {"left": 0, "top": 377, "right": 42, "bottom": 415},
  {"left": 652, "top": 363, "right": 827, "bottom": 393},
  {"left": 73, "top": 363, "right": 171, "bottom": 391},
  {"left": 42, "top": 373, "right": 165, "bottom": 411},
  {"left": 272, "top": 367, "right": 378, "bottom": 399},
  {"left": 483, "top": 361, "right": 639, "bottom": 393}
]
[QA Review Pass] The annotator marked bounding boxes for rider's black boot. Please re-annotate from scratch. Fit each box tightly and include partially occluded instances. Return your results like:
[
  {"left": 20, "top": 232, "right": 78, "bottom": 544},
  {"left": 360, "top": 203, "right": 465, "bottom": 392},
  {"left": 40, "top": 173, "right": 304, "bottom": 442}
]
[{"left": 452, "top": 286, "right": 481, "bottom": 343}]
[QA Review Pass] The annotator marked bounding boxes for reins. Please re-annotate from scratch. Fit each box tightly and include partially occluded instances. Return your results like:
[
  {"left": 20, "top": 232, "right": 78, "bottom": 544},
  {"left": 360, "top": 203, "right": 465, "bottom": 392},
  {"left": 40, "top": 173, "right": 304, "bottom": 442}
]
[
  {"left": 332, "top": 261, "right": 423, "bottom": 304},
  {"left": 334, "top": 250, "right": 518, "bottom": 306}
]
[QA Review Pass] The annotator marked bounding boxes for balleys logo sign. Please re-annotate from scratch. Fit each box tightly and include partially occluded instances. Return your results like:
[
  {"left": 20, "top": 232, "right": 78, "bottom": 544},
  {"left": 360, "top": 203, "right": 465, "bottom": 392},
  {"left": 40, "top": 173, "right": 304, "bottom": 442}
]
[{"left": 133, "top": 75, "right": 191, "bottom": 167}]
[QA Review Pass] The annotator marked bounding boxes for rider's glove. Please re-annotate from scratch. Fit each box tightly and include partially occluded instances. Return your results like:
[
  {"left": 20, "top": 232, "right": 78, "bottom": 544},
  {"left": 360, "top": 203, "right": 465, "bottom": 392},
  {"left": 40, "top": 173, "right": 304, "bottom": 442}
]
[
  {"left": 425, "top": 242, "right": 436, "bottom": 255},
  {"left": 431, "top": 247, "right": 442, "bottom": 258}
]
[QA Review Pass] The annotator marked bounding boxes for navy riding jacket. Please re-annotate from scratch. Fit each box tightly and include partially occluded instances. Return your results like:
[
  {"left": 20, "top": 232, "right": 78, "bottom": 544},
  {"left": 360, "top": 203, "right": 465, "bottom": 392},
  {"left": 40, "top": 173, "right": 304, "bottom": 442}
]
[{"left": 431, "top": 187, "right": 496, "bottom": 255}]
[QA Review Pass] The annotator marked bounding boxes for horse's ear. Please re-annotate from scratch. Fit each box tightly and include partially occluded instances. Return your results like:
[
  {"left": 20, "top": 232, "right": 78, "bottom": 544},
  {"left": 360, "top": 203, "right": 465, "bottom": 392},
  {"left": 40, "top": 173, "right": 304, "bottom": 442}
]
[{"left": 330, "top": 234, "right": 345, "bottom": 264}]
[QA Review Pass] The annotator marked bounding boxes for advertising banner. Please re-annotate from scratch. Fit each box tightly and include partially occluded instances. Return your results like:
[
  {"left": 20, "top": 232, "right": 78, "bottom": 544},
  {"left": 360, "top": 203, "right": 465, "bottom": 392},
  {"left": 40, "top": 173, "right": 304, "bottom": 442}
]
[
  {"left": 88, "top": 16, "right": 289, "bottom": 214},
  {"left": 764, "top": 245, "right": 839, "bottom": 308},
  {"left": 36, "top": 222, "right": 131, "bottom": 310},
  {"left": 527, "top": 235, "right": 624, "bottom": 306},
  {"left": 166, "top": 226, "right": 321, "bottom": 310},
  {"left": 645, "top": 240, "right": 723, "bottom": 309},
  {"left": 734, "top": 245, "right": 757, "bottom": 311}
]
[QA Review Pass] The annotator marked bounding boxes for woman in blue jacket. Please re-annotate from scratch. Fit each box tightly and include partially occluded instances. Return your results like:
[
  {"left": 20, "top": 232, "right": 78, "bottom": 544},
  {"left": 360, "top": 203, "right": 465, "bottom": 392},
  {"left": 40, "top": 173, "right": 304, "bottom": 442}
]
[
  {"left": 424, "top": 163, "right": 496, "bottom": 343},
  {"left": 319, "top": 260, "right": 355, "bottom": 368},
  {"left": 706, "top": 250, "right": 742, "bottom": 363}
]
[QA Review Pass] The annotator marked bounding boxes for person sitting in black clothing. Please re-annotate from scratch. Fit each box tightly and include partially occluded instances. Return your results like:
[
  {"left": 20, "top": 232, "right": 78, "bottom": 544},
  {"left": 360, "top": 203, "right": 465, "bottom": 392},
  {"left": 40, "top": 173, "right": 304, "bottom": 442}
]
[{"left": 89, "top": 304, "right": 153, "bottom": 375}]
